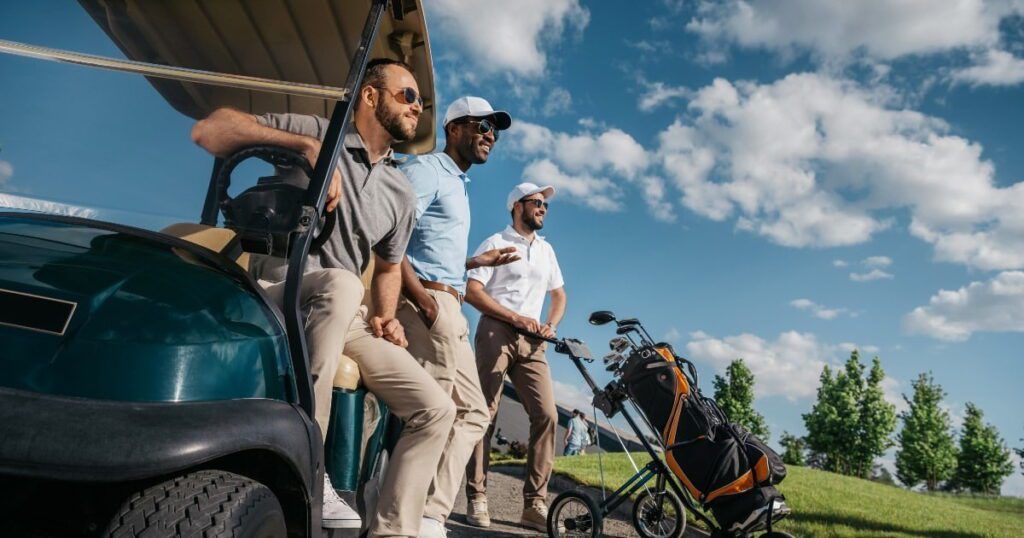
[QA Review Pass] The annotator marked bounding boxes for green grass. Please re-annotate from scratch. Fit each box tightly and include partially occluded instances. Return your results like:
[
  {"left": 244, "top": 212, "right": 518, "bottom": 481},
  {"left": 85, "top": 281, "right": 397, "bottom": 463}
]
[{"left": 548, "top": 452, "right": 1023, "bottom": 537}]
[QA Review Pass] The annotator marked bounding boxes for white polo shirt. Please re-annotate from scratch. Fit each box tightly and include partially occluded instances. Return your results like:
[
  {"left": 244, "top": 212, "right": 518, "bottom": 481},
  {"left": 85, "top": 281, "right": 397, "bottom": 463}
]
[{"left": 467, "top": 226, "right": 564, "bottom": 320}]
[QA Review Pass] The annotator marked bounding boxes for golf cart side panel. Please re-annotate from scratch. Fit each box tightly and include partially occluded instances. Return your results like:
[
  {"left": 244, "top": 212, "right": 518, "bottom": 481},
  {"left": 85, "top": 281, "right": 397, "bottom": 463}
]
[
  {"left": 0, "top": 386, "right": 316, "bottom": 487},
  {"left": 0, "top": 213, "right": 293, "bottom": 402},
  {"left": 79, "top": 0, "right": 437, "bottom": 155}
]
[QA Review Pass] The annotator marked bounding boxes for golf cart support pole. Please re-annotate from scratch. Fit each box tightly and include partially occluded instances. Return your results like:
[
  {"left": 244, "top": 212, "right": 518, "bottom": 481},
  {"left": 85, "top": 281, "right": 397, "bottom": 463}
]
[{"left": 283, "top": 0, "right": 388, "bottom": 419}]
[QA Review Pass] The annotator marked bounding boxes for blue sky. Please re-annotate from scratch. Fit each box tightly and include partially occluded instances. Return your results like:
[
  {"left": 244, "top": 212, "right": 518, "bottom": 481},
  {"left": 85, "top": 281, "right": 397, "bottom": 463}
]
[{"left": 2, "top": 1, "right": 1022, "bottom": 494}]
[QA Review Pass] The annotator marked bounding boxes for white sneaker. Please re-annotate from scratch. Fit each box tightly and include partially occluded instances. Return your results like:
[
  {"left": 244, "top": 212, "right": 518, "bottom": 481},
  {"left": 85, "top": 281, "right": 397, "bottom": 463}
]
[
  {"left": 322, "top": 475, "right": 361, "bottom": 529},
  {"left": 466, "top": 495, "right": 491, "bottom": 528},
  {"left": 418, "top": 516, "right": 448, "bottom": 538}
]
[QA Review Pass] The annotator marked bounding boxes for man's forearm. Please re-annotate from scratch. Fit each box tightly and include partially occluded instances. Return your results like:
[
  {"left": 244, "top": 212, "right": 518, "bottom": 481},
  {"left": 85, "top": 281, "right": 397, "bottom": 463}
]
[
  {"left": 546, "top": 288, "right": 567, "bottom": 328},
  {"left": 465, "top": 284, "right": 521, "bottom": 325},
  {"left": 372, "top": 258, "right": 403, "bottom": 319},
  {"left": 191, "top": 107, "right": 316, "bottom": 158},
  {"left": 400, "top": 257, "right": 433, "bottom": 310}
]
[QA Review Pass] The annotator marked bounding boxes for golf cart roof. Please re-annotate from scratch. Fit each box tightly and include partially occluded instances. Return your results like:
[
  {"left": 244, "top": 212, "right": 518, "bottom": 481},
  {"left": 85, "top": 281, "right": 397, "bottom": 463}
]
[{"left": 79, "top": 0, "right": 436, "bottom": 154}]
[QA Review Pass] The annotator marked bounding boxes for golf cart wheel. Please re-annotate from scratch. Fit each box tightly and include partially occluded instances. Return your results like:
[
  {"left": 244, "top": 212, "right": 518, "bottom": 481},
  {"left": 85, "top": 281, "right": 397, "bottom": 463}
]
[
  {"left": 547, "top": 490, "right": 603, "bottom": 538},
  {"left": 632, "top": 489, "right": 685, "bottom": 538},
  {"left": 104, "top": 470, "right": 286, "bottom": 538}
]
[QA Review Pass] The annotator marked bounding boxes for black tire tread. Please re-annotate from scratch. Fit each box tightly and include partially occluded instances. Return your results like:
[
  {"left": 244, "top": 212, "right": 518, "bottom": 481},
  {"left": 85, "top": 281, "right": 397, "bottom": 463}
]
[{"left": 104, "top": 470, "right": 280, "bottom": 538}]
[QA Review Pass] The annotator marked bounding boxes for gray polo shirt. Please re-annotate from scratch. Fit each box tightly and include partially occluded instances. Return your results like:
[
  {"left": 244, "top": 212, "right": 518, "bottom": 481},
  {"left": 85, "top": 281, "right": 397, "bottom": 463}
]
[{"left": 253, "top": 113, "right": 416, "bottom": 279}]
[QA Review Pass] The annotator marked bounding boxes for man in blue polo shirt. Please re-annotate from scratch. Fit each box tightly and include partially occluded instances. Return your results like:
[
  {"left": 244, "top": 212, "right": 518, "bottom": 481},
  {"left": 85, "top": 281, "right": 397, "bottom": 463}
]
[{"left": 396, "top": 96, "right": 516, "bottom": 537}]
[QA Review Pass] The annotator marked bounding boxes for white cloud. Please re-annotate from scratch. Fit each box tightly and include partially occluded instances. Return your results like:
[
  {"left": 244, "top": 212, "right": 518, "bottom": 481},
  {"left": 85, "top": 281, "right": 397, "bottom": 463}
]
[
  {"left": 863, "top": 255, "right": 892, "bottom": 268},
  {"left": 686, "top": 330, "right": 829, "bottom": 400},
  {"left": 656, "top": 73, "right": 1024, "bottom": 270},
  {"left": 790, "top": 298, "right": 849, "bottom": 320},
  {"left": 850, "top": 269, "right": 895, "bottom": 282},
  {"left": 952, "top": 48, "right": 1024, "bottom": 86},
  {"left": 552, "top": 379, "right": 595, "bottom": 414},
  {"left": 1005, "top": 452, "right": 1024, "bottom": 496},
  {"left": 428, "top": 0, "right": 590, "bottom": 77},
  {"left": 686, "top": 331, "right": 896, "bottom": 410},
  {"left": 508, "top": 122, "right": 675, "bottom": 219},
  {"left": 687, "top": 0, "right": 1019, "bottom": 63},
  {"left": 541, "top": 86, "right": 573, "bottom": 116},
  {"left": 663, "top": 327, "right": 681, "bottom": 342},
  {"left": 904, "top": 271, "right": 1024, "bottom": 341},
  {"left": 638, "top": 82, "right": 690, "bottom": 111},
  {"left": 833, "top": 259, "right": 848, "bottom": 267}
]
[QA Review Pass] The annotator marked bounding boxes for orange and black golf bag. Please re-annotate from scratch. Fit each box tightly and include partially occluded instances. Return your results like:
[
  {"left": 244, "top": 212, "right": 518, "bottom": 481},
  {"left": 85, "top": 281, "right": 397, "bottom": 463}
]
[{"left": 617, "top": 343, "right": 787, "bottom": 531}]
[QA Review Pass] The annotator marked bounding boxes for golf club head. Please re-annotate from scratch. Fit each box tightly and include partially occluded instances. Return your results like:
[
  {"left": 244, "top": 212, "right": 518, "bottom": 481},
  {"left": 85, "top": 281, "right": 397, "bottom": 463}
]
[
  {"left": 615, "top": 325, "right": 637, "bottom": 336},
  {"left": 608, "top": 336, "right": 630, "bottom": 352},
  {"left": 616, "top": 318, "right": 639, "bottom": 327},
  {"left": 589, "top": 310, "right": 617, "bottom": 326}
]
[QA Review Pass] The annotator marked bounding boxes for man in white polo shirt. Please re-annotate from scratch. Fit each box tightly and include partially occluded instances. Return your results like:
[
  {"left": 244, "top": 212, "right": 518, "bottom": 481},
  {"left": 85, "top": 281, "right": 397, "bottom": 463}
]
[{"left": 463, "top": 182, "right": 567, "bottom": 531}]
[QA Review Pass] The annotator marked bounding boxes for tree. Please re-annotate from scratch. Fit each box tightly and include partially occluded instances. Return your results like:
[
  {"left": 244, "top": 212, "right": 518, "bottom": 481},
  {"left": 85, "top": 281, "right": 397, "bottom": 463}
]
[
  {"left": 803, "top": 351, "right": 896, "bottom": 477},
  {"left": 779, "top": 431, "right": 806, "bottom": 466},
  {"left": 895, "top": 373, "right": 958, "bottom": 491},
  {"left": 951, "top": 403, "right": 1014, "bottom": 494},
  {"left": 852, "top": 356, "right": 897, "bottom": 478},
  {"left": 713, "top": 359, "right": 770, "bottom": 439}
]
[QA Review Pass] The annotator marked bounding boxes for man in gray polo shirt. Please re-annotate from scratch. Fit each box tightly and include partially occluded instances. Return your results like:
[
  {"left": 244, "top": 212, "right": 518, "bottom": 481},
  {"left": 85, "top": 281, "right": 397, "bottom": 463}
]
[{"left": 191, "top": 58, "right": 454, "bottom": 537}]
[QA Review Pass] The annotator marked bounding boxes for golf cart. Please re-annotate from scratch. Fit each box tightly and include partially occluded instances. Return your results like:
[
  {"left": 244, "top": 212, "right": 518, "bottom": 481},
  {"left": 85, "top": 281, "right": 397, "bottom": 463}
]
[{"left": 0, "top": 0, "right": 434, "bottom": 535}]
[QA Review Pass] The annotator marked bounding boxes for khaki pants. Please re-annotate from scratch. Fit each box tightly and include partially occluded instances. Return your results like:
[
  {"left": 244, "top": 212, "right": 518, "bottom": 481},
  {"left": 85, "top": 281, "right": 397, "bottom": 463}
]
[
  {"left": 397, "top": 289, "right": 489, "bottom": 522},
  {"left": 466, "top": 315, "right": 557, "bottom": 504},
  {"left": 261, "top": 269, "right": 455, "bottom": 537}
]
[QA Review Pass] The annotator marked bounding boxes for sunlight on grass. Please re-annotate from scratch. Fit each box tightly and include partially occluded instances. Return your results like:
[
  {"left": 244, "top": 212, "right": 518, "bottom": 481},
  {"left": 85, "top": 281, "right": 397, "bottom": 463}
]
[{"left": 550, "top": 452, "right": 1022, "bottom": 537}]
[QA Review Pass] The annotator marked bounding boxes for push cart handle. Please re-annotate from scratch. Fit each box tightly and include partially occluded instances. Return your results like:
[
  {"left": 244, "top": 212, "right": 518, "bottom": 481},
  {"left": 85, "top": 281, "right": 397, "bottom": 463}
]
[{"left": 515, "top": 328, "right": 560, "bottom": 344}]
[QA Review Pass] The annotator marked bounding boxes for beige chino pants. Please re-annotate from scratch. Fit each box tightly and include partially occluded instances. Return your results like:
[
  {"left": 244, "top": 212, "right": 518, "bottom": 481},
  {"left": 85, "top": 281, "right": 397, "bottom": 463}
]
[
  {"left": 261, "top": 269, "right": 455, "bottom": 537},
  {"left": 466, "top": 315, "right": 558, "bottom": 504},
  {"left": 397, "top": 289, "right": 490, "bottom": 522}
]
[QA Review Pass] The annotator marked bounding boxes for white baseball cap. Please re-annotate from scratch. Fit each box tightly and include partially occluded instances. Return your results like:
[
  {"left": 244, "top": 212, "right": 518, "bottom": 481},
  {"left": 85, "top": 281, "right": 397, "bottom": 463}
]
[
  {"left": 443, "top": 96, "right": 512, "bottom": 130},
  {"left": 506, "top": 182, "right": 556, "bottom": 211}
]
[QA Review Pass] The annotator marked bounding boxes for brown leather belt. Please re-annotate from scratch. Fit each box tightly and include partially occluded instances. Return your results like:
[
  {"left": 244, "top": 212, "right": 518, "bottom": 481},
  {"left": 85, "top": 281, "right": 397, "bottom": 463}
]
[{"left": 420, "top": 279, "right": 463, "bottom": 304}]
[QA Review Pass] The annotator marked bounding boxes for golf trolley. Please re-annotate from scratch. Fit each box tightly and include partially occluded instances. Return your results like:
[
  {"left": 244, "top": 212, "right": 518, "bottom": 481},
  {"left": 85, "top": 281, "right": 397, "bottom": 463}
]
[{"left": 527, "top": 311, "right": 792, "bottom": 538}]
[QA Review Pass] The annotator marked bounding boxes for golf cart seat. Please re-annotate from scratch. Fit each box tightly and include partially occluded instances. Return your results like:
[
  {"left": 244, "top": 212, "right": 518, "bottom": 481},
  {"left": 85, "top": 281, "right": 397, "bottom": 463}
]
[{"left": 160, "top": 222, "right": 251, "bottom": 270}]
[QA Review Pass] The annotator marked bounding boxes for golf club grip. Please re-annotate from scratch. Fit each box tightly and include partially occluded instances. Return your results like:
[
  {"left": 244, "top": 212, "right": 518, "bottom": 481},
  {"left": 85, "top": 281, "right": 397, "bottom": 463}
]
[{"left": 514, "top": 328, "right": 559, "bottom": 344}]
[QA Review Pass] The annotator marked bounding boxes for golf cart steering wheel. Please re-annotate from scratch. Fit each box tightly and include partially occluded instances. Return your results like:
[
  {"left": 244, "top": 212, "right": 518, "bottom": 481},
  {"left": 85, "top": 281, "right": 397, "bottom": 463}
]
[{"left": 216, "top": 145, "right": 336, "bottom": 255}]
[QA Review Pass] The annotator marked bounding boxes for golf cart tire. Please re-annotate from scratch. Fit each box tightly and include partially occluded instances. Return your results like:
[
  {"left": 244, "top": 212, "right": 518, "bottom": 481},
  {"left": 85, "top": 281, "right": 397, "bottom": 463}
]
[
  {"left": 104, "top": 470, "right": 286, "bottom": 538},
  {"left": 632, "top": 489, "right": 685, "bottom": 538},
  {"left": 547, "top": 490, "right": 603, "bottom": 538}
]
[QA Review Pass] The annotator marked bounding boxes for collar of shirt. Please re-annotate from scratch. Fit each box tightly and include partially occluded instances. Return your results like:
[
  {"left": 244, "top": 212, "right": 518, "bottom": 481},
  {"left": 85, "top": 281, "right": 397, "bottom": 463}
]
[
  {"left": 502, "top": 225, "right": 544, "bottom": 244},
  {"left": 344, "top": 131, "right": 398, "bottom": 167},
  {"left": 434, "top": 152, "right": 471, "bottom": 184}
]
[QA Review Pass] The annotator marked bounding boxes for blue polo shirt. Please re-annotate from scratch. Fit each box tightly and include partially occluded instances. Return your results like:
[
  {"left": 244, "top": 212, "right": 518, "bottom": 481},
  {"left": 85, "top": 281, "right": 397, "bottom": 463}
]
[{"left": 401, "top": 152, "right": 472, "bottom": 293}]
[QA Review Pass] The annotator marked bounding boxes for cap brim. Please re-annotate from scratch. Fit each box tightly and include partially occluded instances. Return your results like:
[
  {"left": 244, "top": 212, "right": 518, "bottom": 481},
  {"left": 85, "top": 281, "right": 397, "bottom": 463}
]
[
  {"left": 527, "top": 185, "right": 556, "bottom": 201},
  {"left": 478, "top": 111, "right": 511, "bottom": 130}
]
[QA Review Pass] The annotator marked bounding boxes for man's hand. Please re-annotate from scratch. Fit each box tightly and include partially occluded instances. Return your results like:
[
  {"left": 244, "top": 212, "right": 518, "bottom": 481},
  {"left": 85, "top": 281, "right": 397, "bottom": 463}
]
[
  {"left": 303, "top": 140, "right": 343, "bottom": 213},
  {"left": 420, "top": 296, "right": 440, "bottom": 329},
  {"left": 370, "top": 316, "right": 408, "bottom": 347},
  {"left": 511, "top": 315, "right": 542, "bottom": 335},
  {"left": 539, "top": 322, "right": 557, "bottom": 339},
  {"left": 468, "top": 247, "right": 520, "bottom": 270}
]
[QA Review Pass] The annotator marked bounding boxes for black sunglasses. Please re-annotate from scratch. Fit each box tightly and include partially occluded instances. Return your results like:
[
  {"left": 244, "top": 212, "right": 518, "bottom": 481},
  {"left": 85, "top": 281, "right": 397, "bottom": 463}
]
[
  {"left": 373, "top": 86, "right": 424, "bottom": 107},
  {"left": 519, "top": 198, "right": 549, "bottom": 210},
  {"left": 454, "top": 118, "right": 500, "bottom": 140}
]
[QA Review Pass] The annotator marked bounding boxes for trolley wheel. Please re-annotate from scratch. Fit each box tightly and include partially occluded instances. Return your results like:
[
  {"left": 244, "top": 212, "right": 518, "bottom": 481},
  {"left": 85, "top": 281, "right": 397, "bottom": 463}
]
[
  {"left": 547, "top": 490, "right": 603, "bottom": 538},
  {"left": 632, "top": 489, "right": 685, "bottom": 538}
]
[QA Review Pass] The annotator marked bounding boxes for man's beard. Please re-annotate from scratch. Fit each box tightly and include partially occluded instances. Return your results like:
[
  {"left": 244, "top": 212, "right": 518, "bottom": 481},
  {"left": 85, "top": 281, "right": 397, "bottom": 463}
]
[
  {"left": 523, "top": 214, "right": 544, "bottom": 231},
  {"left": 376, "top": 103, "right": 416, "bottom": 142}
]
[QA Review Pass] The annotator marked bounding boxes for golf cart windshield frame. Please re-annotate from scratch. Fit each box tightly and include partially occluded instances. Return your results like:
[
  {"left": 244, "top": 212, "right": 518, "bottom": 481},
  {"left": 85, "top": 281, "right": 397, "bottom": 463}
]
[{"left": 281, "top": 0, "right": 390, "bottom": 418}]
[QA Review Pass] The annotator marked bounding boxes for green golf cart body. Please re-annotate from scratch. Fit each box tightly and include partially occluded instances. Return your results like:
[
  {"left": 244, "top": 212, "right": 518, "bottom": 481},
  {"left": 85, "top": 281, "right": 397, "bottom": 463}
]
[{"left": 0, "top": 1, "right": 434, "bottom": 535}]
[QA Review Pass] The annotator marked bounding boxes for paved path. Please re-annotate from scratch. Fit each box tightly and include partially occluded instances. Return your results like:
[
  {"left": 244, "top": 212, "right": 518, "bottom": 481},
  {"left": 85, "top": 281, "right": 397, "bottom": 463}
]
[{"left": 333, "top": 465, "right": 706, "bottom": 537}]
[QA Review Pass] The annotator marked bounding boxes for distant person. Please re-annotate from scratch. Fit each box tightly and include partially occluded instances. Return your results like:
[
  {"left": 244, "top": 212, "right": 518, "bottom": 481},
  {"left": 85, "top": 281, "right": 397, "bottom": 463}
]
[
  {"left": 564, "top": 410, "right": 589, "bottom": 456},
  {"left": 396, "top": 96, "right": 516, "bottom": 538},
  {"left": 191, "top": 58, "right": 454, "bottom": 537},
  {"left": 464, "top": 182, "right": 566, "bottom": 532}
]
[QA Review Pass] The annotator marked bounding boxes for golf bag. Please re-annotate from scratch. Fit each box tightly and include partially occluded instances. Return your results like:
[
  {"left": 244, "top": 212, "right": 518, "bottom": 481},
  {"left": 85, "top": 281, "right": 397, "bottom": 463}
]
[{"left": 618, "top": 343, "right": 786, "bottom": 532}]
